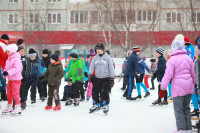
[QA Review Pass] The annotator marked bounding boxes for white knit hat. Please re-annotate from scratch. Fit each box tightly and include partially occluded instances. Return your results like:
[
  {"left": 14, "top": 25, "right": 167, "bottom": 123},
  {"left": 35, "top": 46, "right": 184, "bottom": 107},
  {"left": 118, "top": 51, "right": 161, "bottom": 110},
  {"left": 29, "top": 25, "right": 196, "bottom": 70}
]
[
  {"left": 6, "top": 44, "right": 18, "bottom": 53},
  {"left": 171, "top": 39, "right": 185, "bottom": 51}
]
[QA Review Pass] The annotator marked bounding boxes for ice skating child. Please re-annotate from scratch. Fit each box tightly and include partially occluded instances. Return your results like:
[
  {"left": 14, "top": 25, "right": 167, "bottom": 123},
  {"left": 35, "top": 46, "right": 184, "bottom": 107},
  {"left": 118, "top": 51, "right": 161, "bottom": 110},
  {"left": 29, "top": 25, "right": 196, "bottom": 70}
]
[
  {"left": 152, "top": 47, "right": 168, "bottom": 105},
  {"left": 165, "top": 49, "right": 172, "bottom": 100},
  {"left": 160, "top": 37, "right": 196, "bottom": 132},
  {"left": 2, "top": 44, "right": 23, "bottom": 114},
  {"left": 86, "top": 48, "right": 96, "bottom": 101},
  {"left": 40, "top": 54, "right": 64, "bottom": 111},
  {"left": 131, "top": 53, "right": 151, "bottom": 100},
  {"left": 89, "top": 43, "right": 115, "bottom": 114},
  {"left": 25, "top": 48, "right": 42, "bottom": 104},
  {"left": 150, "top": 59, "right": 157, "bottom": 90},
  {"left": 121, "top": 57, "right": 128, "bottom": 91},
  {"left": 184, "top": 36, "right": 195, "bottom": 61},
  {"left": 123, "top": 47, "right": 139, "bottom": 100},
  {"left": 66, "top": 50, "right": 84, "bottom": 106},
  {"left": 17, "top": 46, "right": 28, "bottom": 110},
  {"left": 60, "top": 79, "right": 73, "bottom": 102}
]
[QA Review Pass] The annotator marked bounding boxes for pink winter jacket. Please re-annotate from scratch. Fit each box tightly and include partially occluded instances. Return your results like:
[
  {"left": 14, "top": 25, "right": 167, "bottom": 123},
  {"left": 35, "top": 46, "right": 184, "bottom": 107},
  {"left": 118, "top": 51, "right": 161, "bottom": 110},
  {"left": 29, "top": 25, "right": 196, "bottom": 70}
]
[
  {"left": 161, "top": 49, "right": 196, "bottom": 97},
  {"left": 4, "top": 52, "right": 23, "bottom": 81}
]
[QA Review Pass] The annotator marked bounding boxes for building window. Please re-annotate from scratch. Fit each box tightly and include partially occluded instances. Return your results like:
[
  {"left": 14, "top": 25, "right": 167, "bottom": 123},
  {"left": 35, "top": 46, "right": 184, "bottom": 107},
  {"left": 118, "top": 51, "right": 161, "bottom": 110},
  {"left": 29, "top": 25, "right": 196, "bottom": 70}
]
[
  {"left": 30, "top": 0, "right": 39, "bottom": 2},
  {"left": 192, "top": 12, "right": 200, "bottom": 23},
  {"left": 91, "top": 11, "right": 98, "bottom": 24},
  {"left": 138, "top": 10, "right": 156, "bottom": 22},
  {"left": 8, "top": 14, "right": 18, "bottom": 24},
  {"left": 70, "top": 11, "right": 89, "bottom": 24},
  {"left": 127, "top": 10, "right": 135, "bottom": 22},
  {"left": 166, "top": 13, "right": 181, "bottom": 23},
  {"left": 48, "top": 0, "right": 61, "bottom": 2},
  {"left": 114, "top": 10, "right": 124, "bottom": 24},
  {"left": 8, "top": 0, "right": 18, "bottom": 2},
  {"left": 30, "top": 14, "right": 39, "bottom": 23},
  {"left": 48, "top": 13, "right": 61, "bottom": 23}
]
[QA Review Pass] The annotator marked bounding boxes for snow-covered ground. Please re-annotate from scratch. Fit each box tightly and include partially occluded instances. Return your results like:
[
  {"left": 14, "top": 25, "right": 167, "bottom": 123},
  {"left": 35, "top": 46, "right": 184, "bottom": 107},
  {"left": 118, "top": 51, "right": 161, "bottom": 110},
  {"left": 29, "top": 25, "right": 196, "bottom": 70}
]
[{"left": 0, "top": 78, "right": 197, "bottom": 133}]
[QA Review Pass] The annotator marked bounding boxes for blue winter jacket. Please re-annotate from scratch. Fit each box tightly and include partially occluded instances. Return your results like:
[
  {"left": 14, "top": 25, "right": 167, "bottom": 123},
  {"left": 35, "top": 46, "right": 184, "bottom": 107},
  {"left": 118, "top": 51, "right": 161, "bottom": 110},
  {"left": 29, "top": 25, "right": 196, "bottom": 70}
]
[
  {"left": 124, "top": 52, "right": 138, "bottom": 77},
  {"left": 154, "top": 56, "right": 166, "bottom": 82},
  {"left": 26, "top": 58, "right": 42, "bottom": 78},
  {"left": 137, "top": 57, "right": 151, "bottom": 74},
  {"left": 185, "top": 43, "right": 195, "bottom": 61}
]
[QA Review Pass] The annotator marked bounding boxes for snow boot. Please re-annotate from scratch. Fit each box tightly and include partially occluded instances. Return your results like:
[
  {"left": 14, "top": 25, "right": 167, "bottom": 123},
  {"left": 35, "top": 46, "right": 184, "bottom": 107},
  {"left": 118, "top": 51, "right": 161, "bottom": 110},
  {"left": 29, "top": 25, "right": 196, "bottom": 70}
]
[
  {"left": 74, "top": 99, "right": 79, "bottom": 106},
  {"left": 21, "top": 101, "right": 27, "bottom": 110},
  {"left": 53, "top": 104, "right": 61, "bottom": 111},
  {"left": 86, "top": 97, "right": 90, "bottom": 101},
  {"left": 65, "top": 99, "right": 73, "bottom": 106},
  {"left": 2, "top": 104, "right": 13, "bottom": 114},
  {"left": 150, "top": 88, "right": 155, "bottom": 90},
  {"left": 31, "top": 100, "right": 36, "bottom": 104},
  {"left": 45, "top": 105, "right": 52, "bottom": 110},
  {"left": 40, "top": 97, "right": 45, "bottom": 102},
  {"left": 152, "top": 99, "right": 161, "bottom": 105},
  {"left": 144, "top": 92, "right": 150, "bottom": 98},
  {"left": 102, "top": 101, "right": 109, "bottom": 114},
  {"left": 159, "top": 101, "right": 168, "bottom": 105},
  {"left": 168, "top": 96, "right": 173, "bottom": 101},
  {"left": 11, "top": 104, "right": 21, "bottom": 115},
  {"left": 121, "top": 87, "right": 125, "bottom": 91},
  {"left": 191, "top": 109, "right": 199, "bottom": 118},
  {"left": 130, "top": 95, "right": 142, "bottom": 100},
  {"left": 89, "top": 103, "right": 101, "bottom": 113}
]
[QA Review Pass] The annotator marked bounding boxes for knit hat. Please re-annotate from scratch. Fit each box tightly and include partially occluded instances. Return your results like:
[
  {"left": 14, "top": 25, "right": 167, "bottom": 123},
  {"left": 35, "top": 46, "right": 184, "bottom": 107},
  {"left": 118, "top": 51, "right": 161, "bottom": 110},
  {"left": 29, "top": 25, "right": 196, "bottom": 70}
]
[
  {"left": 165, "top": 49, "right": 172, "bottom": 56},
  {"left": 150, "top": 59, "right": 156, "bottom": 62},
  {"left": 16, "top": 39, "right": 24, "bottom": 46},
  {"left": 89, "top": 48, "right": 95, "bottom": 56},
  {"left": 1, "top": 34, "right": 9, "bottom": 40},
  {"left": 95, "top": 42, "right": 105, "bottom": 51},
  {"left": 17, "top": 46, "right": 24, "bottom": 52},
  {"left": 175, "top": 34, "right": 184, "bottom": 41},
  {"left": 133, "top": 46, "right": 141, "bottom": 52},
  {"left": 184, "top": 36, "right": 190, "bottom": 44},
  {"left": 28, "top": 48, "right": 37, "bottom": 57},
  {"left": 70, "top": 50, "right": 79, "bottom": 58},
  {"left": 156, "top": 47, "right": 165, "bottom": 55},
  {"left": 68, "top": 78, "right": 72, "bottom": 82},
  {"left": 50, "top": 54, "right": 59, "bottom": 62},
  {"left": 42, "top": 49, "right": 49, "bottom": 55},
  {"left": 171, "top": 39, "right": 185, "bottom": 51},
  {"left": 6, "top": 44, "right": 18, "bottom": 53}
]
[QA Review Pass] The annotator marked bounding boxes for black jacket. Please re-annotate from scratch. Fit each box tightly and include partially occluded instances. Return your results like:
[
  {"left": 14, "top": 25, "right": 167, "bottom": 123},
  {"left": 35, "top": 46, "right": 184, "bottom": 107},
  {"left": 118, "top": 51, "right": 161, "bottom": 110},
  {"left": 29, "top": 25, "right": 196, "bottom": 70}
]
[
  {"left": 42, "top": 56, "right": 50, "bottom": 68},
  {"left": 154, "top": 56, "right": 166, "bottom": 82},
  {"left": 21, "top": 55, "right": 28, "bottom": 78}
]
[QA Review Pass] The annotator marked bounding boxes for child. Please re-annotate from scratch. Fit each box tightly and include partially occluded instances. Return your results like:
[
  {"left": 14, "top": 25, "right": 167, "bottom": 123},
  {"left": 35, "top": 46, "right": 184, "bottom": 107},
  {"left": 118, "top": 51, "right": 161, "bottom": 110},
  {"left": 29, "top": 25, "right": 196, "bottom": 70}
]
[
  {"left": 25, "top": 48, "right": 42, "bottom": 104},
  {"left": 121, "top": 57, "right": 128, "bottom": 90},
  {"left": 17, "top": 46, "right": 28, "bottom": 110},
  {"left": 131, "top": 52, "right": 151, "bottom": 100},
  {"left": 152, "top": 47, "right": 168, "bottom": 105},
  {"left": 66, "top": 50, "right": 84, "bottom": 106},
  {"left": 40, "top": 54, "right": 64, "bottom": 111},
  {"left": 150, "top": 59, "right": 157, "bottom": 90},
  {"left": 2, "top": 44, "right": 23, "bottom": 114},
  {"left": 160, "top": 37, "right": 196, "bottom": 132},
  {"left": 60, "top": 79, "right": 73, "bottom": 102},
  {"left": 89, "top": 43, "right": 115, "bottom": 114},
  {"left": 184, "top": 36, "right": 195, "bottom": 61}
]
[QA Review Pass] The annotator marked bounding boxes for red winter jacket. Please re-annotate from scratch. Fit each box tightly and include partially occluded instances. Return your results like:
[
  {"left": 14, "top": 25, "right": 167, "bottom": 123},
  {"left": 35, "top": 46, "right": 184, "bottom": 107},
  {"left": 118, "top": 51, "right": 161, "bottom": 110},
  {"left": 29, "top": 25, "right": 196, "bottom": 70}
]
[{"left": 0, "top": 39, "right": 8, "bottom": 70}]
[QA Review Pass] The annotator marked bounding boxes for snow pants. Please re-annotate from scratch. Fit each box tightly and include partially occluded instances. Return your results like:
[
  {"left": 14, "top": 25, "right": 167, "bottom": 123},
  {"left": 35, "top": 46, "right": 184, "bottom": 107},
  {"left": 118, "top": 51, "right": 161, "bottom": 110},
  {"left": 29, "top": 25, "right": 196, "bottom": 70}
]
[
  {"left": 7, "top": 80, "right": 21, "bottom": 105},
  {"left": 136, "top": 73, "right": 149, "bottom": 95},
  {"left": 86, "top": 82, "right": 93, "bottom": 98},
  {"left": 25, "top": 76, "right": 38, "bottom": 101},
  {"left": 20, "top": 78, "right": 27, "bottom": 103},
  {"left": 124, "top": 76, "right": 135, "bottom": 99},
  {"left": 47, "top": 85, "right": 60, "bottom": 106},
  {"left": 191, "top": 88, "right": 199, "bottom": 110},
  {"left": 173, "top": 94, "right": 192, "bottom": 131},
  {"left": 144, "top": 75, "right": 149, "bottom": 88}
]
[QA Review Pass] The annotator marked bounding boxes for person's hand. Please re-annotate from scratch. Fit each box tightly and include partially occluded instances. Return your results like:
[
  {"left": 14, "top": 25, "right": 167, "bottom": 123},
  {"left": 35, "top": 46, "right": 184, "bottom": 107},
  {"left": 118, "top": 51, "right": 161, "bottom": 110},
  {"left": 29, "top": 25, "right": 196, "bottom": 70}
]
[
  {"left": 110, "top": 78, "right": 115, "bottom": 88},
  {"left": 84, "top": 72, "right": 88, "bottom": 77},
  {"left": 3, "top": 71, "right": 8, "bottom": 76}
]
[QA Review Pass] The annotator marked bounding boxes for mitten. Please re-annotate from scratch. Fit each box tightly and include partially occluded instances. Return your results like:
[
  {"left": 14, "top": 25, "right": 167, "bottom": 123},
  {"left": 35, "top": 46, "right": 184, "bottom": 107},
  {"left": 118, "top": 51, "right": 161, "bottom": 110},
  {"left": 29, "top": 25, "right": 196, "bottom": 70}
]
[
  {"left": 3, "top": 71, "right": 8, "bottom": 76},
  {"left": 84, "top": 72, "right": 88, "bottom": 77},
  {"left": 159, "top": 90, "right": 165, "bottom": 98}
]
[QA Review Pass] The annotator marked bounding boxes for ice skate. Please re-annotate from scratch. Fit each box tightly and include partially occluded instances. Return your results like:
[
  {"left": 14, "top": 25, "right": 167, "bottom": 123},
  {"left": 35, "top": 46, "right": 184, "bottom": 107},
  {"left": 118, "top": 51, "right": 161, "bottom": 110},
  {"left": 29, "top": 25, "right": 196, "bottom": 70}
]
[
  {"left": 45, "top": 105, "right": 52, "bottom": 110},
  {"left": 2, "top": 104, "right": 13, "bottom": 115},
  {"left": 74, "top": 99, "right": 79, "bottom": 106},
  {"left": 65, "top": 99, "right": 73, "bottom": 106},
  {"left": 89, "top": 103, "right": 101, "bottom": 113},
  {"left": 152, "top": 99, "right": 161, "bottom": 105},
  {"left": 102, "top": 101, "right": 109, "bottom": 115},
  {"left": 21, "top": 101, "right": 27, "bottom": 110},
  {"left": 53, "top": 104, "right": 61, "bottom": 111},
  {"left": 11, "top": 104, "right": 22, "bottom": 115},
  {"left": 130, "top": 95, "right": 142, "bottom": 100},
  {"left": 144, "top": 92, "right": 150, "bottom": 98}
]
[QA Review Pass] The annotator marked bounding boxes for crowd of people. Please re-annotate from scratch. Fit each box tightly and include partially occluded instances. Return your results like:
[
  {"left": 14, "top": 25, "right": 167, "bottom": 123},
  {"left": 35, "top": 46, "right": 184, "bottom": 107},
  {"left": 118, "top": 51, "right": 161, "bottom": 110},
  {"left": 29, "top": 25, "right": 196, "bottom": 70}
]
[{"left": 0, "top": 33, "right": 200, "bottom": 132}]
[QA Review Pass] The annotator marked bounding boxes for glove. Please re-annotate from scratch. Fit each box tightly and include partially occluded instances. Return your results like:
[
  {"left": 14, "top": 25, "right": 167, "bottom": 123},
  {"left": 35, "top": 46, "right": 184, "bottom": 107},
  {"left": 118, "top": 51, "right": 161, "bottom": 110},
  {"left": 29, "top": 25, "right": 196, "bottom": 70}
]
[
  {"left": 3, "top": 71, "right": 8, "bottom": 76},
  {"left": 159, "top": 90, "right": 165, "bottom": 98},
  {"left": 39, "top": 76, "right": 45, "bottom": 80},
  {"left": 110, "top": 78, "right": 115, "bottom": 88},
  {"left": 84, "top": 72, "right": 88, "bottom": 78},
  {"left": 88, "top": 74, "right": 92, "bottom": 82}
]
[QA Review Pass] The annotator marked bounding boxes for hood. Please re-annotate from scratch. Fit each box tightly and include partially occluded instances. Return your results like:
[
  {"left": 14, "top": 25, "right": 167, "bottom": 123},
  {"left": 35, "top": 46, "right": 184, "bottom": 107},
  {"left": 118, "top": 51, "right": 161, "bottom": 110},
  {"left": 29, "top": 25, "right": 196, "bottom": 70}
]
[
  {"left": 71, "top": 49, "right": 80, "bottom": 58},
  {"left": 171, "top": 49, "right": 187, "bottom": 56}
]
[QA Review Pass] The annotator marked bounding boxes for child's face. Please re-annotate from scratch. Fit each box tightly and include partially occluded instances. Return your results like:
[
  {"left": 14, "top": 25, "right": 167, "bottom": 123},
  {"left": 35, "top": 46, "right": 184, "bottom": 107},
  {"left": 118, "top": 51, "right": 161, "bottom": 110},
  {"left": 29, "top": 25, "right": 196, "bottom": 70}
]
[
  {"left": 7, "top": 51, "right": 13, "bottom": 55},
  {"left": 96, "top": 49, "right": 104, "bottom": 55},
  {"left": 71, "top": 57, "right": 76, "bottom": 60},
  {"left": 42, "top": 54, "right": 48, "bottom": 58},
  {"left": 68, "top": 81, "right": 72, "bottom": 86},
  {"left": 50, "top": 58, "right": 56, "bottom": 64},
  {"left": 136, "top": 51, "right": 140, "bottom": 55},
  {"left": 156, "top": 52, "right": 161, "bottom": 58},
  {"left": 30, "top": 56, "right": 36, "bottom": 61},
  {"left": 19, "top": 49, "right": 25, "bottom": 56}
]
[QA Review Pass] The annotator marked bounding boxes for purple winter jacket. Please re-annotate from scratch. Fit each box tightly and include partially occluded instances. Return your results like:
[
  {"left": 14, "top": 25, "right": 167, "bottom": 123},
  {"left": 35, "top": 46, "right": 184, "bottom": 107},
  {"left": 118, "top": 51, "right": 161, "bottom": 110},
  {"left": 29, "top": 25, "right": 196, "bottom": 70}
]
[{"left": 161, "top": 49, "right": 196, "bottom": 97}]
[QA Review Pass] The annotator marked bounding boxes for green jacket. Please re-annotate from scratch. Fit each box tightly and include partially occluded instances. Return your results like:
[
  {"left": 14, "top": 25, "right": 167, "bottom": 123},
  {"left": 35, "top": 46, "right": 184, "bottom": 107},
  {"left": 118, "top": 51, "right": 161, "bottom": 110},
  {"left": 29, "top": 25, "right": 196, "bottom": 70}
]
[
  {"left": 43, "top": 61, "right": 64, "bottom": 86},
  {"left": 66, "top": 58, "right": 84, "bottom": 83}
]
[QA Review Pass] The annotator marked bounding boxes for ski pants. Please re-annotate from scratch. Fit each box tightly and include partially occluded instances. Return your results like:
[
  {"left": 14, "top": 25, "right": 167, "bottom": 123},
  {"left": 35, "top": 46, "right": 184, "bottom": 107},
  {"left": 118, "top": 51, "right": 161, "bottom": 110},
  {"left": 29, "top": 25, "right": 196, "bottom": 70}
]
[
  {"left": 144, "top": 75, "right": 149, "bottom": 88},
  {"left": 191, "top": 87, "right": 199, "bottom": 110},
  {"left": 47, "top": 85, "right": 60, "bottom": 106},
  {"left": 37, "top": 79, "right": 45, "bottom": 98},
  {"left": 136, "top": 74, "right": 149, "bottom": 95},
  {"left": 7, "top": 80, "right": 21, "bottom": 105},
  {"left": 151, "top": 75, "right": 156, "bottom": 89},
  {"left": 20, "top": 78, "right": 27, "bottom": 103},
  {"left": 124, "top": 76, "right": 135, "bottom": 99},
  {"left": 25, "top": 76, "right": 38, "bottom": 101}
]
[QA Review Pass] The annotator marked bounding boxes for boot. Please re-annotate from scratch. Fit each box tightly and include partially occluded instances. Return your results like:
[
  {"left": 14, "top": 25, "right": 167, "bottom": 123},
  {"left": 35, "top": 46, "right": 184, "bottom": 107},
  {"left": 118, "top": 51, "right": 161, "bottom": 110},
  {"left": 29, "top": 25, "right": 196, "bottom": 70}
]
[
  {"left": 152, "top": 99, "right": 161, "bottom": 105},
  {"left": 2, "top": 104, "right": 13, "bottom": 113},
  {"left": 65, "top": 99, "right": 73, "bottom": 106},
  {"left": 11, "top": 104, "right": 21, "bottom": 114},
  {"left": 144, "top": 92, "right": 150, "bottom": 98},
  {"left": 159, "top": 101, "right": 168, "bottom": 105},
  {"left": 53, "top": 104, "right": 61, "bottom": 111},
  {"left": 102, "top": 101, "right": 109, "bottom": 114},
  {"left": 191, "top": 109, "right": 199, "bottom": 118},
  {"left": 89, "top": 103, "right": 101, "bottom": 113},
  {"left": 86, "top": 97, "right": 90, "bottom": 101},
  {"left": 40, "top": 97, "right": 45, "bottom": 102},
  {"left": 31, "top": 100, "right": 36, "bottom": 104},
  {"left": 21, "top": 101, "right": 27, "bottom": 110},
  {"left": 74, "top": 98, "right": 79, "bottom": 106},
  {"left": 130, "top": 95, "right": 142, "bottom": 100},
  {"left": 45, "top": 105, "right": 52, "bottom": 110}
]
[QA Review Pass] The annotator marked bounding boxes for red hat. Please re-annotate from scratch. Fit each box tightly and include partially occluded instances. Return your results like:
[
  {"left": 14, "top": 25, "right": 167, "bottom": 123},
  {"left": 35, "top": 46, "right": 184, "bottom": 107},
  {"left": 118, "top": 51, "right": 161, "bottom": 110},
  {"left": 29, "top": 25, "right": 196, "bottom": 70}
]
[
  {"left": 133, "top": 46, "right": 141, "bottom": 52},
  {"left": 184, "top": 36, "right": 190, "bottom": 44}
]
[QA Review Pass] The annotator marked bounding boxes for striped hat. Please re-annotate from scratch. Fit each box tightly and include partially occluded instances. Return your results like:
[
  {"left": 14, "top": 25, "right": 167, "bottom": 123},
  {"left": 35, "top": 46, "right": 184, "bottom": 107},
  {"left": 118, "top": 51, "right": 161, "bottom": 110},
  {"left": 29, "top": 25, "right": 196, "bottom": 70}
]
[
  {"left": 133, "top": 46, "right": 141, "bottom": 52},
  {"left": 156, "top": 47, "right": 165, "bottom": 55}
]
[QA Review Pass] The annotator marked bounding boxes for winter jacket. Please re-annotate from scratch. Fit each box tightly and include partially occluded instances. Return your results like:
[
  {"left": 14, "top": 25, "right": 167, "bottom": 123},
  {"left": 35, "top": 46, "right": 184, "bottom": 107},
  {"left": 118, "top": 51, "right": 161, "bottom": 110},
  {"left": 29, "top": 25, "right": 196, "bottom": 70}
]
[
  {"left": 161, "top": 49, "right": 196, "bottom": 97},
  {"left": 4, "top": 52, "right": 23, "bottom": 81},
  {"left": 21, "top": 55, "right": 28, "bottom": 78},
  {"left": 185, "top": 43, "right": 195, "bottom": 61},
  {"left": 89, "top": 53, "right": 115, "bottom": 79},
  {"left": 154, "top": 56, "right": 166, "bottom": 82},
  {"left": 42, "top": 56, "right": 50, "bottom": 68},
  {"left": 137, "top": 56, "right": 151, "bottom": 74},
  {"left": 195, "top": 55, "right": 200, "bottom": 89},
  {"left": 66, "top": 58, "right": 84, "bottom": 83},
  {"left": 150, "top": 62, "right": 157, "bottom": 73},
  {"left": 0, "top": 39, "right": 8, "bottom": 70},
  {"left": 26, "top": 58, "right": 42, "bottom": 78},
  {"left": 43, "top": 61, "right": 64, "bottom": 86},
  {"left": 122, "top": 59, "right": 128, "bottom": 73},
  {"left": 124, "top": 52, "right": 138, "bottom": 77}
]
